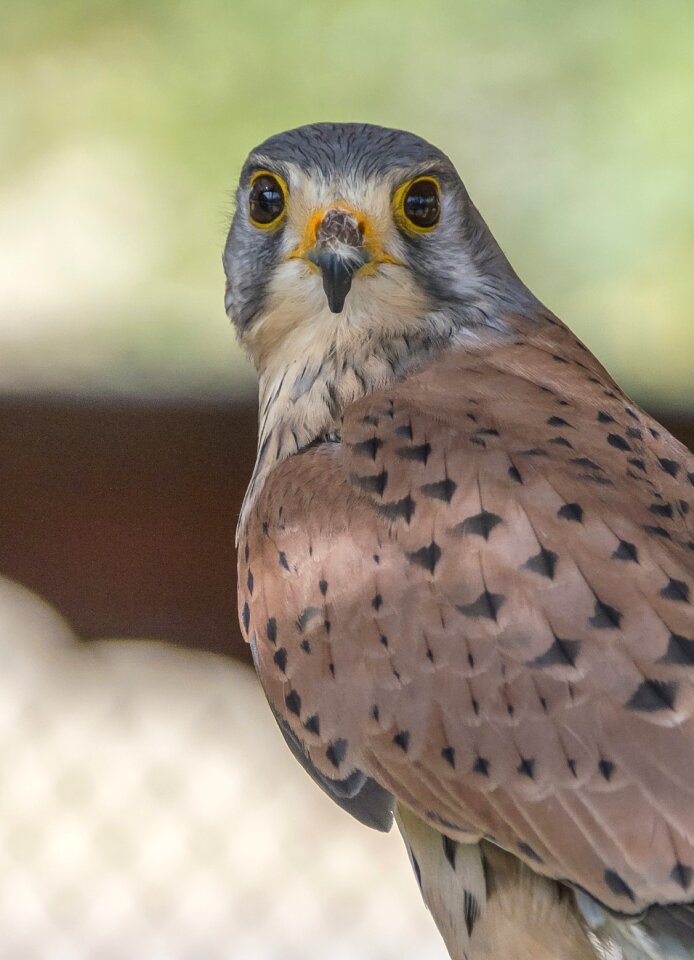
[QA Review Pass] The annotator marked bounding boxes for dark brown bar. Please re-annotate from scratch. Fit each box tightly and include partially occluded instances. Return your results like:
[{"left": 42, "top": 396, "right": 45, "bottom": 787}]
[
  {"left": 0, "top": 397, "right": 691, "bottom": 662},
  {"left": 0, "top": 398, "right": 256, "bottom": 660}
]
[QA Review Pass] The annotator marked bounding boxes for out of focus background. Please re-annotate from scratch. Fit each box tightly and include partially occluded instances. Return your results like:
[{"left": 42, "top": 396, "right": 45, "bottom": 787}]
[{"left": 0, "top": 1, "right": 692, "bottom": 957}]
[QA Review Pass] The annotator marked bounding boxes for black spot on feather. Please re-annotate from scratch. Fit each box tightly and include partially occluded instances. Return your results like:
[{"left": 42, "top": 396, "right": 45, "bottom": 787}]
[
  {"left": 599, "top": 758, "right": 615, "bottom": 781},
  {"left": 626, "top": 679, "right": 677, "bottom": 712},
  {"left": 350, "top": 436, "right": 382, "bottom": 460},
  {"left": 650, "top": 502, "right": 674, "bottom": 519},
  {"left": 644, "top": 525, "right": 672, "bottom": 539},
  {"left": 671, "top": 862, "right": 693, "bottom": 891},
  {"left": 517, "top": 757, "right": 535, "bottom": 779},
  {"left": 659, "top": 633, "right": 694, "bottom": 665},
  {"left": 547, "top": 416, "right": 574, "bottom": 428},
  {"left": 411, "top": 853, "right": 423, "bottom": 891},
  {"left": 351, "top": 470, "right": 388, "bottom": 496},
  {"left": 473, "top": 756, "right": 490, "bottom": 776},
  {"left": 397, "top": 443, "right": 431, "bottom": 464},
  {"left": 523, "top": 547, "right": 558, "bottom": 579},
  {"left": 571, "top": 457, "right": 603, "bottom": 471},
  {"left": 463, "top": 891, "right": 479, "bottom": 937},
  {"left": 421, "top": 477, "right": 457, "bottom": 502},
  {"left": 661, "top": 578, "right": 690, "bottom": 603},
  {"left": 607, "top": 433, "right": 632, "bottom": 452},
  {"left": 548, "top": 436, "right": 574, "bottom": 448},
  {"left": 658, "top": 458, "right": 680, "bottom": 477},
  {"left": 407, "top": 542, "right": 442, "bottom": 574},
  {"left": 377, "top": 495, "right": 416, "bottom": 523},
  {"left": 558, "top": 503, "right": 583, "bottom": 522},
  {"left": 604, "top": 870, "right": 635, "bottom": 901},
  {"left": 457, "top": 590, "right": 505, "bottom": 621},
  {"left": 442, "top": 835, "right": 457, "bottom": 870},
  {"left": 612, "top": 540, "right": 638, "bottom": 562},
  {"left": 304, "top": 714, "right": 320, "bottom": 735},
  {"left": 285, "top": 689, "right": 301, "bottom": 716},
  {"left": 326, "top": 738, "right": 347, "bottom": 768},
  {"left": 590, "top": 599, "right": 622, "bottom": 629},
  {"left": 579, "top": 473, "right": 613, "bottom": 486},
  {"left": 456, "top": 510, "right": 503, "bottom": 540},
  {"left": 529, "top": 636, "right": 580, "bottom": 669},
  {"left": 273, "top": 648, "right": 288, "bottom": 673},
  {"left": 517, "top": 841, "right": 543, "bottom": 863}
]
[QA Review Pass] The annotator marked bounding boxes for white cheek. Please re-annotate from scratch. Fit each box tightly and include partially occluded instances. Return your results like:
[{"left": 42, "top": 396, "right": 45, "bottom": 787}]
[
  {"left": 269, "top": 259, "right": 329, "bottom": 314},
  {"left": 257, "top": 259, "right": 343, "bottom": 356},
  {"left": 260, "top": 259, "right": 428, "bottom": 355},
  {"left": 343, "top": 268, "right": 429, "bottom": 333}
]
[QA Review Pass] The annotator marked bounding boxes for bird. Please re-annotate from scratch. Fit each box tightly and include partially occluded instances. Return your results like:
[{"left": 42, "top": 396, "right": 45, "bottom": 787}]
[{"left": 223, "top": 122, "right": 694, "bottom": 960}]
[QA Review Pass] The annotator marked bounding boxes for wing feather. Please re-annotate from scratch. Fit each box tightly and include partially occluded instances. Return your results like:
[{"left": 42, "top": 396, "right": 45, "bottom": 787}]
[{"left": 240, "top": 321, "right": 694, "bottom": 912}]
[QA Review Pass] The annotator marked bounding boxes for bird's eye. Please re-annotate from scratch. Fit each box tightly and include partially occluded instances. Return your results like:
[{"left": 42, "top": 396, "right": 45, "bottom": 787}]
[
  {"left": 398, "top": 177, "right": 441, "bottom": 231},
  {"left": 248, "top": 172, "right": 286, "bottom": 227}
]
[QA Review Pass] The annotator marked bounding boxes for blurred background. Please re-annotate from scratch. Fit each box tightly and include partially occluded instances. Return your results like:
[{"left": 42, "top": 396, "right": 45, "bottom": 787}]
[{"left": 0, "top": 0, "right": 692, "bottom": 957}]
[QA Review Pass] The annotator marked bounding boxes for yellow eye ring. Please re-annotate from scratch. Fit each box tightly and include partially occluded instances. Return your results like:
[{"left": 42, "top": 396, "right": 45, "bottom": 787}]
[
  {"left": 248, "top": 170, "right": 288, "bottom": 229},
  {"left": 393, "top": 176, "right": 441, "bottom": 233}
]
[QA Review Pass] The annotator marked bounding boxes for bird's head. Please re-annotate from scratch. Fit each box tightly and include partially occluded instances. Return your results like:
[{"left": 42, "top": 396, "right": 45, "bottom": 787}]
[{"left": 224, "top": 123, "right": 531, "bottom": 373}]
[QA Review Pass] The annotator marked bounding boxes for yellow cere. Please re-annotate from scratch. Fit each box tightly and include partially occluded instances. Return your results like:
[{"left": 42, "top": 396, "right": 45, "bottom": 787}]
[{"left": 289, "top": 202, "right": 402, "bottom": 270}]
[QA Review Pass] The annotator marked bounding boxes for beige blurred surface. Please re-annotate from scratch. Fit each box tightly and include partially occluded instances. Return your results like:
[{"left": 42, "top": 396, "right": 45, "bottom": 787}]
[{"left": 0, "top": 576, "right": 447, "bottom": 959}]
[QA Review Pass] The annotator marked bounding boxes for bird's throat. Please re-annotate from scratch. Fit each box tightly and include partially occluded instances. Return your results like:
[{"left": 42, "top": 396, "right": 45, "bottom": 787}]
[
  {"left": 236, "top": 319, "right": 459, "bottom": 539},
  {"left": 237, "top": 298, "right": 538, "bottom": 540}
]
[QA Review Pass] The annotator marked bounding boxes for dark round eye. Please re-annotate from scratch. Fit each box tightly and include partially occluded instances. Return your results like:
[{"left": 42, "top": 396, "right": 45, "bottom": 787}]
[
  {"left": 249, "top": 173, "right": 285, "bottom": 226},
  {"left": 403, "top": 178, "right": 440, "bottom": 229}
]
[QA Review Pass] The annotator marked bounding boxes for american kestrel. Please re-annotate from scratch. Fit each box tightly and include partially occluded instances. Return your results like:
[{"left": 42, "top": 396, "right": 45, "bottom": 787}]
[{"left": 224, "top": 123, "right": 694, "bottom": 960}]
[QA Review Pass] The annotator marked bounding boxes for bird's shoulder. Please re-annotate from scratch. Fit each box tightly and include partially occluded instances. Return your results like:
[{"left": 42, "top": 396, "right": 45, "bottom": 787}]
[{"left": 341, "top": 319, "right": 693, "bottom": 539}]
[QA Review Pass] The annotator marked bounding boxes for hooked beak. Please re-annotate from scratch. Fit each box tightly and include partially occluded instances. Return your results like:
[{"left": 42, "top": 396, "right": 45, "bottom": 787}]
[
  {"left": 305, "top": 209, "right": 372, "bottom": 314},
  {"left": 307, "top": 248, "right": 370, "bottom": 314}
]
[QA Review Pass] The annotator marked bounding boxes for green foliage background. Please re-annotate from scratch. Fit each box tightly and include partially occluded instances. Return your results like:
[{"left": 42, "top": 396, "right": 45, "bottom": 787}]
[{"left": 1, "top": 0, "right": 692, "bottom": 404}]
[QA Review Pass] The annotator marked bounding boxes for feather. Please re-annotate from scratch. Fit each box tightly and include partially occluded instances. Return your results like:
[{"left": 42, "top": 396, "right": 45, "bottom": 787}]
[{"left": 240, "top": 312, "right": 694, "bottom": 919}]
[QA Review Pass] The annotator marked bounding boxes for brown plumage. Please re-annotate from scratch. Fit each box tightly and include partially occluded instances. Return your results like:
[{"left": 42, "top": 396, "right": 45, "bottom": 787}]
[
  {"left": 226, "top": 123, "right": 694, "bottom": 959},
  {"left": 240, "top": 311, "right": 694, "bottom": 908}
]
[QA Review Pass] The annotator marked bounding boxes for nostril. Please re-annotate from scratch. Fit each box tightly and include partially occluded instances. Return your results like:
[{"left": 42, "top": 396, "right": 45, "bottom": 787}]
[{"left": 317, "top": 209, "right": 364, "bottom": 248}]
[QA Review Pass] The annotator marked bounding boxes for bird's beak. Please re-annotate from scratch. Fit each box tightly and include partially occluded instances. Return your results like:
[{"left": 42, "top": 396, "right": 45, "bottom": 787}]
[
  {"left": 307, "top": 247, "right": 370, "bottom": 314},
  {"left": 305, "top": 208, "right": 372, "bottom": 314}
]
